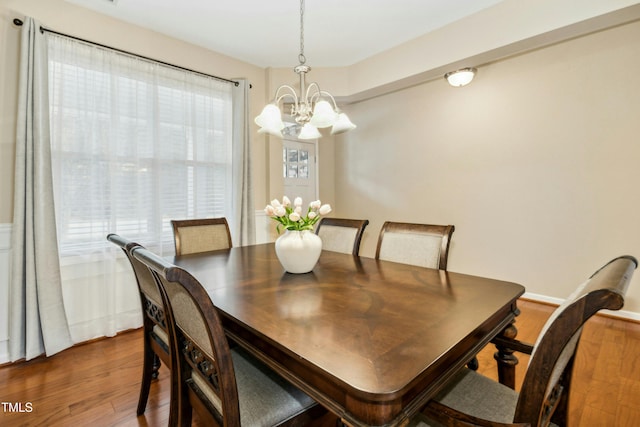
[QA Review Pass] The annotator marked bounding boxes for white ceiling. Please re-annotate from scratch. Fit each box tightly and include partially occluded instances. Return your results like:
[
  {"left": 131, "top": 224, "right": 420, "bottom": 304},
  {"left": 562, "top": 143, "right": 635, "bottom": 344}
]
[{"left": 65, "top": 0, "right": 505, "bottom": 68}]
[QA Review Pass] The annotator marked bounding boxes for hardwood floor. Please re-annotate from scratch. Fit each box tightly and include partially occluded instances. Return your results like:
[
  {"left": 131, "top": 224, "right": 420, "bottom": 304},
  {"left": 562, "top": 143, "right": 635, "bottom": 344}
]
[{"left": 1, "top": 299, "right": 639, "bottom": 426}]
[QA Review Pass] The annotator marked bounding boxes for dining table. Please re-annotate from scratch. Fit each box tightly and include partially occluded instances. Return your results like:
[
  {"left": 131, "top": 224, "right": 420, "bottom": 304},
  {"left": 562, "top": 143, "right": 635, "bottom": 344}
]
[{"left": 171, "top": 243, "right": 525, "bottom": 427}]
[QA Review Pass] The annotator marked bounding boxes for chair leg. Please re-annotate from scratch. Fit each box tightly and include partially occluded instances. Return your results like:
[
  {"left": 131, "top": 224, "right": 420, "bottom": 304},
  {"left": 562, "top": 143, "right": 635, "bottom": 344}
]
[
  {"left": 175, "top": 387, "right": 192, "bottom": 427},
  {"left": 137, "top": 337, "right": 155, "bottom": 415},
  {"left": 467, "top": 356, "right": 479, "bottom": 371},
  {"left": 152, "top": 353, "right": 161, "bottom": 379}
]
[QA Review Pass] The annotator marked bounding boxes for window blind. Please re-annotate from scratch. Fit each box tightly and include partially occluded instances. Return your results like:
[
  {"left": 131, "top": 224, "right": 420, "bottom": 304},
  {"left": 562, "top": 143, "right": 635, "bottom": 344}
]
[{"left": 48, "top": 34, "right": 234, "bottom": 255}]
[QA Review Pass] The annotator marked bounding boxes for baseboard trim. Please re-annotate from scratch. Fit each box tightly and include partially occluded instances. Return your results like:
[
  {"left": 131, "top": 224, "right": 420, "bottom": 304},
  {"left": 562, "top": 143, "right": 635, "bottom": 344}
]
[
  {"left": 0, "top": 340, "right": 8, "bottom": 365},
  {"left": 523, "top": 291, "right": 640, "bottom": 322}
]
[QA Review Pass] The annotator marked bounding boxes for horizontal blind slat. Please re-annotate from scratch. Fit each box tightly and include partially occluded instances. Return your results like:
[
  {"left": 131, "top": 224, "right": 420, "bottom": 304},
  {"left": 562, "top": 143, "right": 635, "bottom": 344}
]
[{"left": 48, "top": 34, "right": 234, "bottom": 255}]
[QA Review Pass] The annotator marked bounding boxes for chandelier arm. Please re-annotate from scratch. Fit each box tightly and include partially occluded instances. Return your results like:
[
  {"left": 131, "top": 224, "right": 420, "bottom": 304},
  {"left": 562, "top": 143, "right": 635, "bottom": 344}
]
[
  {"left": 274, "top": 85, "right": 300, "bottom": 108},
  {"left": 305, "top": 82, "right": 320, "bottom": 98},
  {"left": 319, "top": 91, "right": 340, "bottom": 110},
  {"left": 307, "top": 88, "right": 340, "bottom": 111},
  {"left": 302, "top": 82, "right": 320, "bottom": 109}
]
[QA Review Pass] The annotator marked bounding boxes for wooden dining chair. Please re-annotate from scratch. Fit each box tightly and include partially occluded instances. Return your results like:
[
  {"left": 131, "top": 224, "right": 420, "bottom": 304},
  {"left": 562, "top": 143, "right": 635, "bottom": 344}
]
[
  {"left": 315, "top": 217, "right": 369, "bottom": 255},
  {"left": 106, "top": 234, "right": 173, "bottom": 417},
  {"left": 171, "top": 217, "right": 232, "bottom": 255},
  {"left": 412, "top": 255, "right": 637, "bottom": 427},
  {"left": 132, "top": 246, "right": 322, "bottom": 427},
  {"left": 375, "top": 221, "right": 455, "bottom": 270}
]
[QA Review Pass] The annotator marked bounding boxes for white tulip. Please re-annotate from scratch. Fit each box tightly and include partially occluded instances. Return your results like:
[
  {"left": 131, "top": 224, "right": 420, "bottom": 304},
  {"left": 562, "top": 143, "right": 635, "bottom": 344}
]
[
  {"left": 274, "top": 206, "right": 286, "bottom": 217},
  {"left": 308, "top": 211, "right": 317, "bottom": 219},
  {"left": 319, "top": 204, "right": 332, "bottom": 215},
  {"left": 309, "top": 200, "right": 321, "bottom": 209},
  {"left": 264, "top": 205, "right": 275, "bottom": 216},
  {"left": 289, "top": 212, "right": 301, "bottom": 222},
  {"left": 271, "top": 199, "right": 281, "bottom": 208},
  {"left": 294, "top": 197, "right": 303, "bottom": 207},
  {"left": 282, "top": 196, "right": 291, "bottom": 206}
]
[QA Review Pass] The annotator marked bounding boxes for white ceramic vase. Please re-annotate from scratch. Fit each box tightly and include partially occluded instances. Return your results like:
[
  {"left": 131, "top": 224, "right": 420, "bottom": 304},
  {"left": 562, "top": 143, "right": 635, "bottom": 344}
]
[{"left": 275, "top": 230, "right": 322, "bottom": 274}]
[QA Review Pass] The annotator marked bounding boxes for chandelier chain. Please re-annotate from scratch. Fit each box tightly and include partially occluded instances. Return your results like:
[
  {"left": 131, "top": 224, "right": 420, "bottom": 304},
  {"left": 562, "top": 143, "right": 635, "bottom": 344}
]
[{"left": 298, "top": 0, "right": 306, "bottom": 64}]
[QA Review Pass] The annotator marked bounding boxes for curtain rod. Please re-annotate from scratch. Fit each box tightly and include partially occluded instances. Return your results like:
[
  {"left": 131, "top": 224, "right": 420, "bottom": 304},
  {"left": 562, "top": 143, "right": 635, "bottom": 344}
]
[{"left": 13, "top": 18, "right": 242, "bottom": 87}]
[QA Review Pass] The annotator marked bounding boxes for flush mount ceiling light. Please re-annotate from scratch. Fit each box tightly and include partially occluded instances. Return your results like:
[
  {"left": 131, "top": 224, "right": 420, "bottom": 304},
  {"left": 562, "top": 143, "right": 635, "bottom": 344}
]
[
  {"left": 444, "top": 67, "right": 477, "bottom": 87},
  {"left": 254, "top": 0, "right": 356, "bottom": 140}
]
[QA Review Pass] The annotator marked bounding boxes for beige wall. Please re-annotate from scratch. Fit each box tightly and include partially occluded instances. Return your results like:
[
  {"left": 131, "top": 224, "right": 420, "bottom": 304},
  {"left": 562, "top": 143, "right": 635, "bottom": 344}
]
[{"left": 335, "top": 19, "right": 640, "bottom": 313}]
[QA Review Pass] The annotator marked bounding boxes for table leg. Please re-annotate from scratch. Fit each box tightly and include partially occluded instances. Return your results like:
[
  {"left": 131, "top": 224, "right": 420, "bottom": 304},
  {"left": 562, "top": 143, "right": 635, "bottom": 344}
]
[{"left": 493, "top": 312, "right": 520, "bottom": 390}]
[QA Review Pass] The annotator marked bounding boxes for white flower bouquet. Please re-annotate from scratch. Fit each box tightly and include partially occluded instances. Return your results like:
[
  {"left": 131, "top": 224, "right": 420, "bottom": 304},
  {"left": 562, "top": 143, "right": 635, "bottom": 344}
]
[{"left": 265, "top": 196, "right": 332, "bottom": 233}]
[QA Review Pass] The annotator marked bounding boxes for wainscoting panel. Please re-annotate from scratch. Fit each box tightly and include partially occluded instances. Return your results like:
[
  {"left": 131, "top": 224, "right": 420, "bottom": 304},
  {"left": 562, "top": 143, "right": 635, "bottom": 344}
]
[
  {"left": 255, "top": 209, "right": 277, "bottom": 244},
  {"left": 0, "top": 223, "right": 12, "bottom": 364}
]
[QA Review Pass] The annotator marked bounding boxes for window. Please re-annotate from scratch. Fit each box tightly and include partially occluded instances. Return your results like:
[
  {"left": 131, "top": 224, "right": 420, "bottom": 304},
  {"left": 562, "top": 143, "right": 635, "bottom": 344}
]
[
  {"left": 48, "top": 35, "right": 234, "bottom": 255},
  {"left": 283, "top": 147, "right": 309, "bottom": 178},
  {"left": 282, "top": 139, "right": 317, "bottom": 208}
]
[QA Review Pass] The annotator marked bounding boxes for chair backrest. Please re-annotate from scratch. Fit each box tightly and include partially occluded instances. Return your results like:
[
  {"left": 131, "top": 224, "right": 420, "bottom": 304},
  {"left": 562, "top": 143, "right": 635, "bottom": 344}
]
[
  {"left": 132, "top": 246, "right": 241, "bottom": 426},
  {"left": 514, "top": 255, "right": 637, "bottom": 426},
  {"left": 171, "top": 217, "right": 232, "bottom": 255},
  {"left": 315, "top": 217, "right": 369, "bottom": 255},
  {"left": 106, "top": 234, "right": 167, "bottom": 334},
  {"left": 375, "top": 221, "right": 455, "bottom": 270}
]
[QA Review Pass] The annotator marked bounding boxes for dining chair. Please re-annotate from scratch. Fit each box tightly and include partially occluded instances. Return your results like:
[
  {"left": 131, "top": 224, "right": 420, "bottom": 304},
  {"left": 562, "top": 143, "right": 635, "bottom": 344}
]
[
  {"left": 106, "top": 234, "right": 173, "bottom": 417},
  {"left": 171, "top": 217, "right": 232, "bottom": 255},
  {"left": 131, "top": 246, "right": 322, "bottom": 427},
  {"left": 315, "top": 217, "right": 369, "bottom": 255},
  {"left": 412, "top": 255, "right": 637, "bottom": 427},
  {"left": 375, "top": 221, "right": 455, "bottom": 270}
]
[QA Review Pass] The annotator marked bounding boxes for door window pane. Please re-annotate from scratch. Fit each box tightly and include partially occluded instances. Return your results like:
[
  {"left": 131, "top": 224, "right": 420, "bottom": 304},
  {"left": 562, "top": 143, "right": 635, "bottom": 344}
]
[{"left": 283, "top": 148, "right": 309, "bottom": 179}]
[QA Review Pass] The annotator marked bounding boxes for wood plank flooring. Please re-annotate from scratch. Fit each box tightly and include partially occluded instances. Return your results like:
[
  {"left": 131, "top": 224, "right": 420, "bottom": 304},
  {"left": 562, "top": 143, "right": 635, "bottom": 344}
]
[{"left": 1, "top": 299, "right": 639, "bottom": 426}]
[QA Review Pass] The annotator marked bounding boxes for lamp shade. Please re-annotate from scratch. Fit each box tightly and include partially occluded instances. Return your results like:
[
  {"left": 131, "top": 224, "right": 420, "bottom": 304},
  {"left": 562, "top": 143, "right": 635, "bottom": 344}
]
[
  {"left": 331, "top": 113, "right": 357, "bottom": 135},
  {"left": 309, "top": 100, "right": 338, "bottom": 128},
  {"left": 258, "top": 125, "right": 284, "bottom": 138},
  {"left": 298, "top": 123, "right": 321, "bottom": 140},
  {"left": 445, "top": 68, "right": 477, "bottom": 87},
  {"left": 255, "top": 103, "right": 285, "bottom": 133}
]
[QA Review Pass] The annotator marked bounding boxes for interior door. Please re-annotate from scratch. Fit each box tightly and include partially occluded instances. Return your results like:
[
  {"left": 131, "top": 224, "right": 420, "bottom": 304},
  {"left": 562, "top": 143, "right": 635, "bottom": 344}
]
[{"left": 282, "top": 138, "right": 317, "bottom": 206}]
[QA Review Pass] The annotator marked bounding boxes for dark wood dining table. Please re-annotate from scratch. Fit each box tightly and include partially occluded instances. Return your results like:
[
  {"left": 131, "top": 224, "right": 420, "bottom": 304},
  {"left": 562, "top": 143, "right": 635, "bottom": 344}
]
[{"left": 171, "top": 243, "right": 525, "bottom": 427}]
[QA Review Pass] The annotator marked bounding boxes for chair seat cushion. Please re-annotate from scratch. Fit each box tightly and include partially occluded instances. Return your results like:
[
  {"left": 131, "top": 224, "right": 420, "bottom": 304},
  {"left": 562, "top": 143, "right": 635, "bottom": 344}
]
[
  {"left": 434, "top": 368, "right": 518, "bottom": 423},
  {"left": 191, "top": 346, "right": 316, "bottom": 426}
]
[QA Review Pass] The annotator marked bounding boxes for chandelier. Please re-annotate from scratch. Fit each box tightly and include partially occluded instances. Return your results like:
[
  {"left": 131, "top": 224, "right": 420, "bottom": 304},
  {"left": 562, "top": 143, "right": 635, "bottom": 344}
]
[{"left": 254, "top": 0, "right": 356, "bottom": 140}]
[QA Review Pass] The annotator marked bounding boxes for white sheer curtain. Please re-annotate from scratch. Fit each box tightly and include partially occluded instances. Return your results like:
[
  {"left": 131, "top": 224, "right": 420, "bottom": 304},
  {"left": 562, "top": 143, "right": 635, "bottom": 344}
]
[
  {"left": 10, "top": 18, "right": 73, "bottom": 361},
  {"left": 47, "top": 34, "right": 242, "bottom": 343}
]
